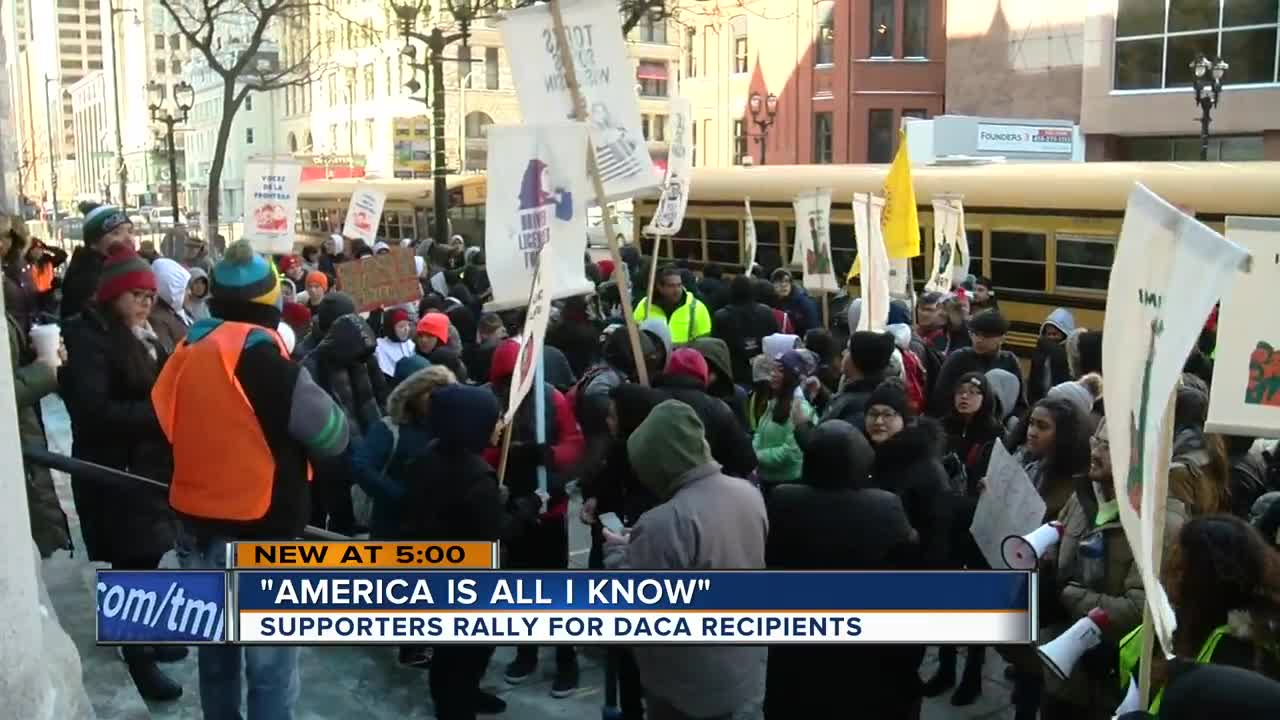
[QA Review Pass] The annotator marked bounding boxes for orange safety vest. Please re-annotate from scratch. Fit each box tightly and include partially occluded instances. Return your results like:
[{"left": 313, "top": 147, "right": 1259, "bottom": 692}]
[
  {"left": 30, "top": 263, "right": 54, "bottom": 293},
  {"left": 152, "top": 321, "right": 300, "bottom": 522}
]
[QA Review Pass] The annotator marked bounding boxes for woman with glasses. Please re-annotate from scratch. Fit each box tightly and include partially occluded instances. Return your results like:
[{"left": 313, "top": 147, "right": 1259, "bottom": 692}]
[{"left": 61, "top": 245, "right": 184, "bottom": 702}]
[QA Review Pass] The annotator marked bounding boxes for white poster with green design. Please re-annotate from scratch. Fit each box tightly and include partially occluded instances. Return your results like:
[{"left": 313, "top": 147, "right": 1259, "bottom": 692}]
[{"left": 1103, "top": 183, "right": 1249, "bottom": 658}]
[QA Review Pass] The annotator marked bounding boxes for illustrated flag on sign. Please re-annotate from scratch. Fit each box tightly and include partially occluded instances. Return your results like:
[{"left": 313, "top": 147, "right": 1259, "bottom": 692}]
[
  {"left": 854, "top": 193, "right": 891, "bottom": 332},
  {"left": 744, "top": 197, "right": 757, "bottom": 271},
  {"left": 483, "top": 123, "right": 593, "bottom": 311},
  {"left": 499, "top": 0, "right": 656, "bottom": 202},
  {"left": 794, "top": 189, "right": 838, "bottom": 294},
  {"left": 1206, "top": 216, "right": 1273, "bottom": 436},
  {"left": 644, "top": 97, "right": 693, "bottom": 236},
  {"left": 242, "top": 161, "right": 302, "bottom": 256},
  {"left": 1103, "top": 184, "right": 1249, "bottom": 659},
  {"left": 926, "top": 198, "right": 967, "bottom": 294},
  {"left": 881, "top": 129, "right": 921, "bottom": 260}
]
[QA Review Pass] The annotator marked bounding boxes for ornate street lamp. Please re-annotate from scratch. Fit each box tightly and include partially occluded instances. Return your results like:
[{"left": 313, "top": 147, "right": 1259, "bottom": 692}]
[
  {"left": 748, "top": 91, "right": 779, "bottom": 165},
  {"left": 149, "top": 80, "right": 194, "bottom": 227},
  {"left": 1190, "top": 53, "right": 1228, "bottom": 161}
]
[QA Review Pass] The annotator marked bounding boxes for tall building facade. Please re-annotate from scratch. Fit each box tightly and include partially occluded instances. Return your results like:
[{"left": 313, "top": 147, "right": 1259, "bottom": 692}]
[
  {"left": 676, "top": 0, "right": 946, "bottom": 167},
  {"left": 69, "top": 71, "right": 111, "bottom": 203}
]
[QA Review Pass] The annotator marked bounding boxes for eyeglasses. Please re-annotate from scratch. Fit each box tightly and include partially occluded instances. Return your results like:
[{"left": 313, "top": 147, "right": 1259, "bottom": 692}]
[
  {"left": 955, "top": 386, "right": 983, "bottom": 398},
  {"left": 866, "top": 408, "right": 900, "bottom": 423},
  {"left": 129, "top": 290, "right": 157, "bottom": 304}
]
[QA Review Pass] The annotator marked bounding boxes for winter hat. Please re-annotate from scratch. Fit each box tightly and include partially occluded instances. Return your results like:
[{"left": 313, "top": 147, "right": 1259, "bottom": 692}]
[
  {"left": 845, "top": 298, "right": 862, "bottom": 336},
  {"left": 751, "top": 354, "right": 776, "bottom": 384},
  {"left": 1175, "top": 373, "right": 1210, "bottom": 430},
  {"left": 970, "top": 309, "right": 1010, "bottom": 336},
  {"left": 151, "top": 257, "right": 191, "bottom": 310},
  {"left": 955, "top": 371, "right": 988, "bottom": 397},
  {"left": 1041, "top": 307, "right": 1076, "bottom": 337},
  {"left": 666, "top": 348, "right": 709, "bottom": 387},
  {"left": 416, "top": 312, "right": 451, "bottom": 344},
  {"left": 316, "top": 291, "right": 357, "bottom": 332},
  {"left": 96, "top": 245, "right": 156, "bottom": 303},
  {"left": 985, "top": 368, "right": 1022, "bottom": 421},
  {"left": 597, "top": 259, "right": 616, "bottom": 280},
  {"left": 393, "top": 354, "right": 432, "bottom": 388},
  {"left": 780, "top": 349, "right": 815, "bottom": 378},
  {"left": 210, "top": 239, "right": 282, "bottom": 311},
  {"left": 1047, "top": 380, "right": 1095, "bottom": 418},
  {"left": 627, "top": 400, "right": 714, "bottom": 500},
  {"left": 278, "top": 254, "right": 303, "bottom": 275},
  {"left": 847, "top": 331, "right": 895, "bottom": 375},
  {"left": 281, "top": 301, "right": 312, "bottom": 330},
  {"left": 429, "top": 384, "right": 500, "bottom": 454},
  {"left": 867, "top": 379, "right": 910, "bottom": 418},
  {"left": 83, "top": 204, "right": 131, "bottom": 247},
  {"left": 305, "top": 271, "right": 329, "bottom": 290},
  {"left": 385, "top": 308, "right": 411, "bottom": 329},
  {"left": 763, "top": 333, "right": 800, "bottom": 360},
  {"left": 639, "top": 318, "right": 673, "bottom": 360},
  {"left": 488, "top": 338, "right": 522, "bottom": 383}
]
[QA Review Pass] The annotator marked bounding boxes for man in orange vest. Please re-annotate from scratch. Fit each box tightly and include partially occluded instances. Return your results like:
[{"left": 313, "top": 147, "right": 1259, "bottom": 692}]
[{"left": 152, "top": 239, "right": 350, "bottom": 720}]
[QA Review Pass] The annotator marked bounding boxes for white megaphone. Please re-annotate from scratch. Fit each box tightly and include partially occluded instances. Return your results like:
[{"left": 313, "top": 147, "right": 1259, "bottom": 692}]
[
  {"left": 1002, "top": 521, "right": 1065, "bottom": 569},
  {"left": 1112, "top": 675, "right": 1141, "bottom": 718},
  {"left": 1037, "top": 607, "right": 1111, "bottom": 680}
]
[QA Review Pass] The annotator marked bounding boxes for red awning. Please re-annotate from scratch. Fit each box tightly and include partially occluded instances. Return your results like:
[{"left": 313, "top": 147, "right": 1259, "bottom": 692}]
[
  {"left": 636, "top": 62, "right": 668, "bottom": 81},
  {"left": 300, "top": 166, "right": 367, "bottom": 182}
]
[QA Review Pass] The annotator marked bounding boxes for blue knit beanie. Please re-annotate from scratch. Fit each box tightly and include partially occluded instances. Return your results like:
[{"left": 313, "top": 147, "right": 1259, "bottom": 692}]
[{"left": 82, "top": 204, "right": 130, "bottom": 247}]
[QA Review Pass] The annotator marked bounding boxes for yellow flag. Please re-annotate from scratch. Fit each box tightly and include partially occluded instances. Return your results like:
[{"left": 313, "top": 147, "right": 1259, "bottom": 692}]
[{"left": 881, "top": 129, "right": 920, "bottom": 259}]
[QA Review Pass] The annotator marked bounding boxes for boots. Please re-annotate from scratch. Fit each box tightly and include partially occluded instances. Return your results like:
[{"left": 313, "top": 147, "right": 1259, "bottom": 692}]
[
  {"left": 951, "top": 646, "right": 985, "bottom": 706},
  {"left": 1011, "top": 671, "right": 1044, "bottom": 720},
  {"left": 150, "top": 645, "right": 189, "bottom": 663},
  {"left": 121, "top": 645, "right": 183, "bottom": 701},
  {"left": 921, "top": 645, "right": 956, "bottom": 696}
]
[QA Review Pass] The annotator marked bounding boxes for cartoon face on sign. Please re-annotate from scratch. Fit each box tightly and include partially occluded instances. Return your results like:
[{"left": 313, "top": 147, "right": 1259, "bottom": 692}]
[
  {"left": 518, "top": 159, "right": 573, "bottom": 221},
  {"left": 1246, "top": 341, "right": 1280, "bottom": 407}
]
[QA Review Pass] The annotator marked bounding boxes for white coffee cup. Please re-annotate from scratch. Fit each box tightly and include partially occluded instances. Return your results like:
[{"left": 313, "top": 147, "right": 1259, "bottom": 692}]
[{"left": 29, "top": 324, "right": 61, "bottom": 367}]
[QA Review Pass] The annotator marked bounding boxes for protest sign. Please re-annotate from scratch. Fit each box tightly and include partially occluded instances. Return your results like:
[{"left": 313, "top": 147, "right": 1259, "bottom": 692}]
[
  {"left": 243, "top": 161, "right": 301, "bottom": 255},
  {"left": 644, "top": 97, "right": 693, "bottom": 236},
  {"left": 926, "top": 198, "right": 968, "bottom": 293},
  {"left": 500, "top": 0, "right": 656, "bottom": 201},
  {"left": 795, "top": 189, "right": 838, "bottom": 294},
  {"left": 1207, "top": 216, "right": 1273, "bottom": 436},
  {"left": 1104, "top": 183, "right": 1249, "bottom": 658},
  {"left": 744, "top": 197, "right": 757, "bottom": 270},
  {"left": 506, "top": 243, "right": 554, "bottom": 426},
  {"left": 341, "top": 185, "right": 388, "bottom": 245},
  {"left": 970, "top": 441, "right": 1047, "bottom": 569},
  {"left": 484, "top": 122, "right": 592, "bottom": 311},
  {"left": 334, "top": 248, "right": 422, "bottom": 313},
  {"left": 853, "top": 193, "right": 891, "bottom": 332}
]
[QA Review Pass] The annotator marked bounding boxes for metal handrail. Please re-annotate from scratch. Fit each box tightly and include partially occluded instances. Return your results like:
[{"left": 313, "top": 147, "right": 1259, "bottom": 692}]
[{"left": 22, "top": 446, "right": 350, "bottom": 541}]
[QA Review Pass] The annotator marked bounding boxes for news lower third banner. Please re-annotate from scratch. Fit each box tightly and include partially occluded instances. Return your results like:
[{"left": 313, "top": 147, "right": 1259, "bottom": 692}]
[{"left": 98, "top": 570, "right": 1035, "bottom": 646}]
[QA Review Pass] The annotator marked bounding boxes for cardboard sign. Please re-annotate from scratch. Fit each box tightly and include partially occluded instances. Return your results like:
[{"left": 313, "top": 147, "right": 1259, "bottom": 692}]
[{"left": 335, "top": 248, "right": 423, "bottom": 313}]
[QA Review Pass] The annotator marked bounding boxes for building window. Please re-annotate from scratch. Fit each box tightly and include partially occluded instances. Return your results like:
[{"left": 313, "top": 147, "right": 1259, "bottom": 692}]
[
  {"left": 245, "top": 95, "right": 252, "bottom": 111},
  {"left": 637, "top": 61, "right": 669, "bottom": 96},
  {"left": 386, "top": 58, "right": 394, "bottom": 95},
  {"left": 731, "top": 16, "right": 748, "bottom": 73},
  {"left": 814, "top": 2, "right": 835, "bottom": 65},
  {"left": 364, "top": 66, "right": 375, "bottom": 98},
  {"left": 685, "top": 29, "right": 697, "bottom": 77},
  {"left": 1115, "top": 0, "right": 1280, "bottom": 90},
  {"left": 327, "top": 74, "right": 336, "bottom": 101},
  {"left": 155, "top": 59, "right": 166, "bottom": 74},
  {"left": 155, "top": 33, "right": 165, "bottom": 50},
  {"left": 288, "top": 132, "right": 298, "bottom": 153},
  {"left": 485, "top": 47, "right": 499, "bottom": 90},
  {"left": 653, "top": 114, "right": 666, "bottom": 142},
  {"left": 634, "top": 15, "right": 667, "bottom": 44},
  {"left": 903, "top": 0, "right": 928, "bottom": 57},
  {"left": 641, "top": 115, "right": 651, "bottom": 140},
  {"left": 733, "top": 119, "right": 747, "bottom": 164},
  {"left": 813, "top": 112, "right": 833, "bottom": 163},
  {"left": 870, "top": 0, "right": 894, "bottom": 57},
  {"left": 171, "top": 33, "right": 181, "bottom": 50},
  {"left": 1118, "top": 134, "right": 1265, "bottom": 160},
  {"left": 903, "top": 108, "right": 928, "bottom": 119},
  {"left": 458, "top": 46, "right": 472, "bottom": 88},
  {"left": 246, "top": 128, "right": 254, "bottom": 144},
  {"left": 867, "top": 109, "right": 894, "bottom": 163},
  {"left": 170, "top": 59, "right": 181, "bottom": 74},
  {"left": 465, "top": 111, "right": 493, "bottom": 138}
]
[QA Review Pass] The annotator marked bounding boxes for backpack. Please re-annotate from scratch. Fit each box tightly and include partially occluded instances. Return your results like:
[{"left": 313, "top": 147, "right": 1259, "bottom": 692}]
[{"left": 351, "top": 420, "right": 399, "bottom": 529}]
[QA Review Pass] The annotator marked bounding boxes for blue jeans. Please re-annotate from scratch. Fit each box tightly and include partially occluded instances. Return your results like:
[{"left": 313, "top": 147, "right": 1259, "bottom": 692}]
[{"left": 177, "top": 530, "right": 300, "bottom": 720}]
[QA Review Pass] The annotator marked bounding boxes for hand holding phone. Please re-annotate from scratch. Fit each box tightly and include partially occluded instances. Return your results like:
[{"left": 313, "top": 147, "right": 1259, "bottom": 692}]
[{"left": 599, "top": 512, "right": 626, "bottom": 535}]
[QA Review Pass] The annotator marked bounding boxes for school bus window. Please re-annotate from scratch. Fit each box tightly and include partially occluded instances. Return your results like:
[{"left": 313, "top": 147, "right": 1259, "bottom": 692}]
[
  {"left": 830, "top": 223, "right": 854, "bottom": 275},
  {"left": 638, "top": 216, "right": 654, "bottom": 248},
  {"left": 1055, "top": 234, "right": 1115, "bottom": 292},
  {"left": 911, "top": 227, "right": 929, "bottom": 283},
  {"left": 965, "top": 227, "right": 983, "bottom": 276},
  {"left": 988, "top": 230, "right": 1046, "bottom": 291},
  {"left": 755, "top": 220, "right": 782, "bottom": 270},
  {"left": 672, "top": 217, "right": 703, "bottom": 263},
  {"left": 706, "top": 220, "right": 740, "bottom": 265}
]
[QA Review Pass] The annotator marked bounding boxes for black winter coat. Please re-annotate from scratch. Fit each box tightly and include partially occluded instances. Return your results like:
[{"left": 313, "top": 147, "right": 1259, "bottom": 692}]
[
  {"left": 1027, "top": 339, "right": 1072, "bottom": 406},
  {"left": 712, "top": 301, "right": 779, "bottom": 386},
  {"left": 60, "top": 306, "right": 175, "bottom": 564},
  {"left": 869, "top": 418, "right": 952, "bottom": 568},
  {"left": 656, "top": 374, "right": 757, "bottom": 479},
  {"left": 820, "top": 373, "right": 892, "bottom": 430},
  {"left": 302, "top": 314, "right": 387, "bottom": 439},
  {"left": 929, "top": 348, "right": 1024, "bottom": 417},
  {"left": 59, "top": 246, "right": 106, "bottom": 321}
]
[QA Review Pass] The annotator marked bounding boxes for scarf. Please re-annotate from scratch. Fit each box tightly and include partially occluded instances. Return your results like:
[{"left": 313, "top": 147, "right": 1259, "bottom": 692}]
[{"left": 132, "top": 321, "right": 161, "bottom": 361}]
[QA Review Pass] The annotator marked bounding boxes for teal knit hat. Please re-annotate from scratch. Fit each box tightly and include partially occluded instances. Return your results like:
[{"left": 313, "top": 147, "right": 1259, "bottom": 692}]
[
  {"left": 208, "top": 240, "right": 283, "bottom": 328},
  {"left": 82, "top": 204, "right": 131, "bottom": 247}
]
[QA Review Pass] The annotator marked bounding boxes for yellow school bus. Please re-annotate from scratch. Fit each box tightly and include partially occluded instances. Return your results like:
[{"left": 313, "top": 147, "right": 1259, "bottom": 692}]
[
  {"left": 296, "top": 174, "right": 488, "bottom": 246},
  {"left": 631, "top": 161, "right": 1280, "bottom": 353}
]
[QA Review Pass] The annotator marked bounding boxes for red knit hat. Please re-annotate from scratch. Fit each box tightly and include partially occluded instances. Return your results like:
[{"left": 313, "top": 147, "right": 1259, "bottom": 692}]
[
  {"left": 281, "top": 301, "right": 312, "bottom": 329},
  {"left": 489, "top": 338, "right": 521, "bottom": 383},
  {"left": 596, "top": 259, "right": 616, "bottom": 280},
  {"left": 278, "top": 254, "right": 303, "bottom": 274},
  {"left": 416, "top": 312, "right": 450, "bottom": 344},
  {"left": 96, "top": 245, "right": 156, "bottom": 303},
  {"left": 386, "top": 308, "right": 411, "bottom": 327},
  {"left": 666, "top": 347, "right": 709, "bottom": 387}
]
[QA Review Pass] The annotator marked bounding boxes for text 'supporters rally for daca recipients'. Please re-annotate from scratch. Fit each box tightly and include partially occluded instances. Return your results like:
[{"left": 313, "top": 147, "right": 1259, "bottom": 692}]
[{"left": 96, "top": 541, "right": 1034, "bottom": 645}]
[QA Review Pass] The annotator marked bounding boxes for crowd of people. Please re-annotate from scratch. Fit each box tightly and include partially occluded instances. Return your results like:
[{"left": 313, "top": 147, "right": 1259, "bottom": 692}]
[{"left": 6, "top": 202, "right": 1280, "bottom": 720}]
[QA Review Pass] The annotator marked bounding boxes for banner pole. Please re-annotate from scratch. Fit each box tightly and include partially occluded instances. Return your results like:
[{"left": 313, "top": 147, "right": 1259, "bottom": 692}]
[
  {"left": 549, "top": 0, "right": 649, "bottom": 386},
  {"left": 496, "top": 423, "right": 514, "bottom": 485},
  {"left": 821, "top": 291, "right": 829, "bottom": 330},
  {"left": 645, "top": 232, "right": 662, "bottom": 308},
  {"left": 534, "top": 346, "right": 548, "bottom": 494},
  {"left": 1138, "top": 391, "right": 1177, "bottom": 709}
]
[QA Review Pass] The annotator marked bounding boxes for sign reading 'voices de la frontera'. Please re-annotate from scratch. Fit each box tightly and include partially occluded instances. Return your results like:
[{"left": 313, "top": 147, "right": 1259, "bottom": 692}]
[{"left": 975, "top": 123, "right": 1074, "bottom": 155}]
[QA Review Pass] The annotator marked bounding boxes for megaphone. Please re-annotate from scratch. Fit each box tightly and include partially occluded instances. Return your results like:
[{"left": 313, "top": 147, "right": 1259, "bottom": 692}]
[
  {"left": 1002, "top": 521, "right": 1064, "bottom": 569},
  {"left": 1037, "top": 607, "right": 1110, "bottom": 680}
]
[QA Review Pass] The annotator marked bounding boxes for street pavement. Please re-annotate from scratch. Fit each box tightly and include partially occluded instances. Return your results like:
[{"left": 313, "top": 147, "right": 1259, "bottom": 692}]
[{"left": 39, "top": 396, "right": 1016, "bottom": 719}]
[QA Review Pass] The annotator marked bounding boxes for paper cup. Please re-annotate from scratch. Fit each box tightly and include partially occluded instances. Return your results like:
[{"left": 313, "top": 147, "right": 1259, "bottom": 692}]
[{"left": 29, "top": 324, "right": 61, "bottom": 367}]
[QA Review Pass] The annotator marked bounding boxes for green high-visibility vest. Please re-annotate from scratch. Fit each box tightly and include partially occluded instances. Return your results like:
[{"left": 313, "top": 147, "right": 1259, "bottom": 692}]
[{"left": 1117, "top": 623, "right": 1230, "bottom": 714}]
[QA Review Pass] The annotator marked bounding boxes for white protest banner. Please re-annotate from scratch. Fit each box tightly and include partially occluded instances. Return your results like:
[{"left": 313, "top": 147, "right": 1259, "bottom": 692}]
[
  {"left": 500, "top": 0, "right": 656, "bottom": 201},
  {"left": 970, "top": 441, "right": 1047, "bottom": 569},
  {"left": 506, "top": 243, "right": 555, "bottom": 424},
  {"left": 242, "top": 161, "right": 301, "bottom": 255},
  {"left": 484, "top": 122, "right": 594, "bottom": 312},
  {"left": 644, "top": 97, "right": 692, "bottom": 236},
  {"left": 888, "top": 258, "right": 911, "bottom": 299},
  {"left": 795, "top": 189, "right": 838, "bottom": 294},
  {"left": 341, "top": 184, "right": 388, "bottom": 245},
  {"left": 1207, "top": 216, "right": 1274, "bottom": 436},
  {"left": 926, "top": 198, "right": 967, "bottom": 293},
  {"left": 853, "top": 193, "right": 891, "bottom": 332},
  {"left": 1104, "top": 183, "right": 1249, "bottom": 658},
  {"left": 744, "top": 197, "right": 757, "bottom": 270}
]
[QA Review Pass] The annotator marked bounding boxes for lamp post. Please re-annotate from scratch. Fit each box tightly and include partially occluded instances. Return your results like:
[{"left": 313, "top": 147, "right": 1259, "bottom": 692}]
[
  {"left": 148, "top": 81, "right": 194, "bottom": 227},
  {"left": 107, "top": 1, "right": 139, "bottom": 207},
  {"left": 1190, "top": 53, "right": 1228, "bottom": 161},
  {"left": 748, "top": 91, "right": 778, "bottom": 165},
  {"left": 42, "top": 75, "right": 59, "bottom": 232},
  {"left": 393, "top": 0, "right": 485, "bottom": 247}
]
